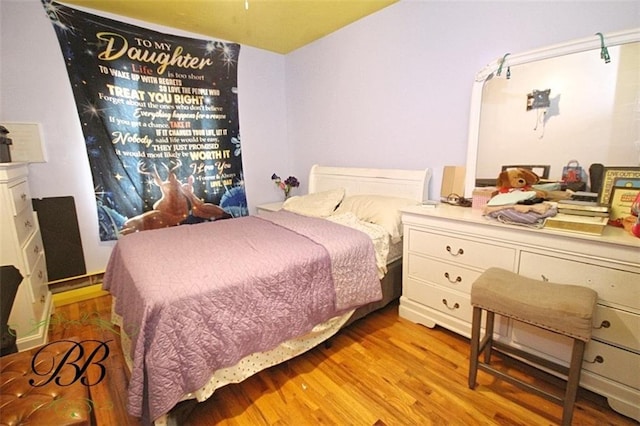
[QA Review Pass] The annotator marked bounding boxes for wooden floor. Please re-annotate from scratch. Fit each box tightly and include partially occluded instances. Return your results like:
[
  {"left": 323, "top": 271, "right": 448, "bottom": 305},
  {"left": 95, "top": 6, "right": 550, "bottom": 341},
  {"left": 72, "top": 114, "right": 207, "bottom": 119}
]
[{"left": 48, "top": 295, "right": 636, "bottom": 426}]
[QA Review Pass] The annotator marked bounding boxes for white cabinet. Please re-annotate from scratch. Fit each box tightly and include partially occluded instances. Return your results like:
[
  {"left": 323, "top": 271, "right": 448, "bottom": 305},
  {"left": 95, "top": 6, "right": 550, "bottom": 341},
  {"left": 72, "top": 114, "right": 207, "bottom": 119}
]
[
  {"left": 0, "top": 162, "right": 52, "bottom": 351},
  {"left": 255, "top": 202, "right": 283, "bottom": 214},
  {"left": 399, "top": 204, "right": 640, "bottom": 421}
]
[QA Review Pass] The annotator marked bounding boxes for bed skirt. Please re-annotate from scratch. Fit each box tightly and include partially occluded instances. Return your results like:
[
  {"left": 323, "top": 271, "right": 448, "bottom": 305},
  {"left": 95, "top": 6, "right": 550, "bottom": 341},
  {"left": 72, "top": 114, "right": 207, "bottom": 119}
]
[
  {"left": 111, "top": 301, "right": 354, "bottom": 425},
  {"left": 346, "top": 257, "right": 402, "bottom": 326}
]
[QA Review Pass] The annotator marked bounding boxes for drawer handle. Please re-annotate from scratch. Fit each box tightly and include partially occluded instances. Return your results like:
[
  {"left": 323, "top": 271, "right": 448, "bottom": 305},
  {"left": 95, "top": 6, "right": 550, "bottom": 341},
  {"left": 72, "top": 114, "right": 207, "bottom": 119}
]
[
  {"left": 593, "top": 320, "right": 610, "bottom": 329},
  {"left": 24, "top": 220, "right": 32, "bottom": 229},
  {"left": 34, "top": 245, "right": 41, "bottom": 254},
  {"left": 442, "top": 299, "right": 459, "bottom": 310},
  {"left": 444, "top": 272, "right": 462, "bottom": 284},
  {"left": 38, "top": 270, "right": 43, "bottom": 279},
  {"left": 445, "top": 246, "right": 464, "bottom": 256},
  {"left": 21, "top": 193, "right": 27, "bottom": 201},
  {"left": 584, "top": 355, "right": 604, "bottom": 364}
]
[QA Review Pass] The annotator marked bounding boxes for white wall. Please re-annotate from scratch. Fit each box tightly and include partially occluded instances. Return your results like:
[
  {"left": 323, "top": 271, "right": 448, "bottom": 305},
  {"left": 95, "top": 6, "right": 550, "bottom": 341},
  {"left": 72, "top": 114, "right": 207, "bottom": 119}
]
[
  {"left": 0, "top": 0, "right": 287, "bottom": 274},
  {"left": 286, "top": 0, "right": 639, "bottom": 198},
  {"left": 1, "top": 0, "right": 638, "bottom": 274}
]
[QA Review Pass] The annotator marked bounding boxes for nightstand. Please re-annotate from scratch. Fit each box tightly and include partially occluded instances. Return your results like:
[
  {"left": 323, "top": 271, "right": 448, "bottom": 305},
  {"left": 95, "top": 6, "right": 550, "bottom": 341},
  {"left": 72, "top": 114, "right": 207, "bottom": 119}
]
[{"left": 256, "top": 202, "right": 284, "bottom": 214}]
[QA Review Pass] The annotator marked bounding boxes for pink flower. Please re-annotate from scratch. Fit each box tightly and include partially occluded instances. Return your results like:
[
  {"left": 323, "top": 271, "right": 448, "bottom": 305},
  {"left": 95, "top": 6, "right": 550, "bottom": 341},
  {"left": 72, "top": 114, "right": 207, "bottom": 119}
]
[{"left": 272, "top": 172, "right": 300, "bottom": 198}]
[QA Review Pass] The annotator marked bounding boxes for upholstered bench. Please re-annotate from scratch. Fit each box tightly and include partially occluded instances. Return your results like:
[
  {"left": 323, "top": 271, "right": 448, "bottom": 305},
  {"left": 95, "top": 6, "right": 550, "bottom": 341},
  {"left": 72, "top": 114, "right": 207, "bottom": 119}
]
[
  {"left": 468, "top": 267, "right": 597, "bottom": 426},
  {"left": 0, "top": 340, "right": 92, "bottom": 425}
]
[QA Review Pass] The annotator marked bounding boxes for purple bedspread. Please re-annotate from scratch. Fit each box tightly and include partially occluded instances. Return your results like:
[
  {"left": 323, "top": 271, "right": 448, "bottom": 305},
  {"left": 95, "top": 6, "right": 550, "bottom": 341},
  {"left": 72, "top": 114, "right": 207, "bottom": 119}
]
[{"left": 103, "top": 211, "right": 381, "bottom": 421}]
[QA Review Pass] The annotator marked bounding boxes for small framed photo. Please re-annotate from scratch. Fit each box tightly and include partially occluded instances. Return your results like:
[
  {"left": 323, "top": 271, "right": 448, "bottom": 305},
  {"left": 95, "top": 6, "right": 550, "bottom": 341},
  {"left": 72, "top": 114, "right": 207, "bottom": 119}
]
[
  {"left": 598, "top": 167, "right": 640, "bottom": 204},
  {"left": 613, "top": 177, "right": 640, "bottom": 189},
  {"left": 608, "top": 185, "right": 640, "bottom": 226}
]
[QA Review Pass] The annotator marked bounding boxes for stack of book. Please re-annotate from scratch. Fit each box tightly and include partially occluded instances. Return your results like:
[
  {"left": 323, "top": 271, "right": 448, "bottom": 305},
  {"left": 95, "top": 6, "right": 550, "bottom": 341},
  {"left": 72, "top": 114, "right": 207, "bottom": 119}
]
[
  {"left": 544, "top": 213, "right": 609, "bottom": 235},
  {"left": 556, "top": 199, "right": 610, "bottom": 217},
  {"left": 544, "top": 193, "right": 610, "bottom": 235}
]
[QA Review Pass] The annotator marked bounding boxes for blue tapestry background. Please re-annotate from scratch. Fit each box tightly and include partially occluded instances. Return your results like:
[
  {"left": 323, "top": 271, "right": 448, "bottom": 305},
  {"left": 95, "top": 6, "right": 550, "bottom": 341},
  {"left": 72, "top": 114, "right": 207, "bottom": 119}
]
[{"left": 43, "top": 0, "right": 247, "bottom": 241}]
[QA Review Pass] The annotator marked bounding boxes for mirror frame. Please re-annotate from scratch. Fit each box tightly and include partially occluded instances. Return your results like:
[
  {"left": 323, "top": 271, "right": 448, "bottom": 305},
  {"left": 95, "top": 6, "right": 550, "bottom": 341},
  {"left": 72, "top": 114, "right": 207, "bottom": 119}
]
[{"left": 464, "top": 28, "right": 640, "bottom": 197}]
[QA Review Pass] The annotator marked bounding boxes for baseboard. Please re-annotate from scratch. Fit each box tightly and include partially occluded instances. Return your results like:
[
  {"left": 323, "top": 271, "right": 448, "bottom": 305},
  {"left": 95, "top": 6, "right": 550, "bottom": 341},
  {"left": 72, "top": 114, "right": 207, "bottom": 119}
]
[
  {"left": 49, "top": 271, "right": 104, "bottom": 294},
  {"left": 52, "top": 283, "right": 108, "bottom": 307}
]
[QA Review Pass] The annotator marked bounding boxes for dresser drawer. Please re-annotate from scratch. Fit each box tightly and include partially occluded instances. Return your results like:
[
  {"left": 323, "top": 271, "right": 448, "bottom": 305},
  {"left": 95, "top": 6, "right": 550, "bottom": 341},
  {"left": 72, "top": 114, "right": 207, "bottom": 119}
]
[
  {"left": 510, "top": 285, "right": 640, "bottom": 365},
  {"left": 13, "top": 208, "right": 36, "bottom": 246},
  {"left": 404, "top": 278, "right": 472, "bottom": 323},
  {"left": 592, "top": 305, "right": 640, "bottom": 352},
  {"left": 29, "top": 253, "right": 49, "bottom": 319},
  {"left": 27, "top": 252, "right": 48, "bottom": 304},
  {"left": 407, "top": 228, "right": 516, "bottom": 270},
  {"left": 511, "top": 321, "right": 573, "bottom": 362},
  {"left": 22, "top": 230, "right": 45, "bottom": 275},
  {"left": 8, "top": 265, "right": 49, "bottom": 340},
  {"left": 8, "top": 180, "right": 31, "bottom": 216},
  {"left": 406, "top": 252, "right": 479, "bottom": 293},
  {"left": 584, "top": 340, "right": 640, "bottom": 390},
  {"left": 519, "top": 252, "right": 640, "bottom": 310}
]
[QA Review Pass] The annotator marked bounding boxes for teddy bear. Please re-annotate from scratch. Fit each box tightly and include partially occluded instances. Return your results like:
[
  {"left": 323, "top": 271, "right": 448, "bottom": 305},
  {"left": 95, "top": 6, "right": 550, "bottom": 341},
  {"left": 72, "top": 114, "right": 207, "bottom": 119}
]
[{"left": 496, "top": 168, "right": 546, "bottom": 198}]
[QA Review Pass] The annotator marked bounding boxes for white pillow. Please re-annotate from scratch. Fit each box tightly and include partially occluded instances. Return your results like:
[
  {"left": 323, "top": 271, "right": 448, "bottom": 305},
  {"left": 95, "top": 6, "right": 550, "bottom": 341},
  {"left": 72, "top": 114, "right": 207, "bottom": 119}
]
[
  {"left": 334, "top": 195, "right": 419, "bottom": 243},
  {"left": 282, "top": 188, "right": 345, "bottom": 217}
]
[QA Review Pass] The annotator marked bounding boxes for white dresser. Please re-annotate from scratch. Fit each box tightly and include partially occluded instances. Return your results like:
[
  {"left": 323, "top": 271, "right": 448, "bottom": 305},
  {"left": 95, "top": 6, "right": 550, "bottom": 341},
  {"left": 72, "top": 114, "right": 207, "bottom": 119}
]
[
  {"left": 0, "top": 162, "right": 52, "bottom": 351},
  {"left": 399, "top": 204, "right": 640, "bottom": 421}
]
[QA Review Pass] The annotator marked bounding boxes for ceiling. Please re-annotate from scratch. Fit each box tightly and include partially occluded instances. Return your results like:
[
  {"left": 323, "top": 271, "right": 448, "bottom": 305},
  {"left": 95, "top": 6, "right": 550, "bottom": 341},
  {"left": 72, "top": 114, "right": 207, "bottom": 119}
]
[{"left": 62, "top": 0, "right": 398, "bottom": 54}]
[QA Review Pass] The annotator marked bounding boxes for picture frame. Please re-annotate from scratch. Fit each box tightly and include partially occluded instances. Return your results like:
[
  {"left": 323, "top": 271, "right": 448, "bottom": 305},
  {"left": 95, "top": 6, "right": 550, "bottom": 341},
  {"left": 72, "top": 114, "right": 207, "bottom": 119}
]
[
  {"left": 598, "top": 167, "right": 640, "bottom": 204},
  {"left": 0, "top": 122, "right": 47, "bottom": 163},
  {"left": 613, "top": 177, "right": 640, "bottom": 189},
  {"left": 608, "top": 185, "right": 640, "bottom": 226}
]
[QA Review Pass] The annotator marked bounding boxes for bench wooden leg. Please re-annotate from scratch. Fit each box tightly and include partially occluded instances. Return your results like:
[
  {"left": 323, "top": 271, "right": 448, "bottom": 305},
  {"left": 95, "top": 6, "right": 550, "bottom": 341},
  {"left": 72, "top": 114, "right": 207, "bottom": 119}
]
[
  {"left": 483, "top": 311, "right": 495, "bottom": 364},
  {"left": 468, "top": 306, "right": 482, "bottom": 389},
  {"left": 562, "top": 339, "right": 586, "bottom": 426}
]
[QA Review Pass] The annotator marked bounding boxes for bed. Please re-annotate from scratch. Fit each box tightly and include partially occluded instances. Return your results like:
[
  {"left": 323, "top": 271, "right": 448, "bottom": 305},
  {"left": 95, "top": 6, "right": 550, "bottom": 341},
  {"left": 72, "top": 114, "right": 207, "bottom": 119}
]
[{"left": 103, "top": 164, "right": 431, "bottom": 425}]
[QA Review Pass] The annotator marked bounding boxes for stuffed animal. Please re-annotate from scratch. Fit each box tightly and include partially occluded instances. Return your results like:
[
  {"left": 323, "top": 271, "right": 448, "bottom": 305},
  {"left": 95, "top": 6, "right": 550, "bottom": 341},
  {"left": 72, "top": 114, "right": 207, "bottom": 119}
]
[{"left": 496, "top": 168, "right": 543, "bottom": 195}]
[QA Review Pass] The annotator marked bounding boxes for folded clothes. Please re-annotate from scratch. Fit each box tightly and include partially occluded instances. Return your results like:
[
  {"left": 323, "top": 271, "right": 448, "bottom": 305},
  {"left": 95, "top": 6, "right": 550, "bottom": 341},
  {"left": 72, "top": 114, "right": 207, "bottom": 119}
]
[
  {"left": 533, "top": 182, "right": 562, "bottom": 191},
  {"left": 487, "top": 191, "right": 537, "bottom": 206},
  {"left": 484, "top": 201, "right": 554, "bottom": 215},
  {"left": 484, "top": 202, "right": 557, "bottom": 228}
]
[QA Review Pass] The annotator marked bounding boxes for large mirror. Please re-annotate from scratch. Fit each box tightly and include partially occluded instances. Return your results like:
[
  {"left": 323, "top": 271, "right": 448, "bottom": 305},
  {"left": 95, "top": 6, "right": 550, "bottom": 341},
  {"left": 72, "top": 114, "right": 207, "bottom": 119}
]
[{"left": 464, "top": 28, "right": 640, "bottom": 195}]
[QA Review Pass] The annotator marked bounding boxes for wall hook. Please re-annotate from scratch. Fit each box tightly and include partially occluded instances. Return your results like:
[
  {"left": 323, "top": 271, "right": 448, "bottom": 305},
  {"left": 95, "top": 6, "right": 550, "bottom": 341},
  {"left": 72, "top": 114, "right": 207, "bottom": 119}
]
[
  {"left": 497, "top": 53, "right": 510, "bottom": 76},
  {"left": 596, "top": 32, "right": 611, "bottom": 63}
]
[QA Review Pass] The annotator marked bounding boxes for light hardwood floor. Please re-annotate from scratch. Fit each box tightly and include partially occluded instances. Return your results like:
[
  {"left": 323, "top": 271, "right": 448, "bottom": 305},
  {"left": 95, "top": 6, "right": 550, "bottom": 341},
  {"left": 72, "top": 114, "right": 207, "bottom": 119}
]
[{"left": 48, "top": 295, "right": 636, "bottom": 425}]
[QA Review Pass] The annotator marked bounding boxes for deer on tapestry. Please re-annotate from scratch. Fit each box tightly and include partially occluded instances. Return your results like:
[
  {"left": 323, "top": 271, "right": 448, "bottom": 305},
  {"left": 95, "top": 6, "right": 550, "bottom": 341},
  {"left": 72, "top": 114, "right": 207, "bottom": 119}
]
[{"left": 120, "top": 160, "right": 230, "bottom": 235}]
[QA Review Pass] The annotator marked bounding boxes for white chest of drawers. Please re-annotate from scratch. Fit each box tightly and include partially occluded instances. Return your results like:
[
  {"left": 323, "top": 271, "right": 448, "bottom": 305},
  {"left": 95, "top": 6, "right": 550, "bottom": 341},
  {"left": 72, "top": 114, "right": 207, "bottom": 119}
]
[
  {"left": 0, "top": 162, "right": 52, "bottom": 351},
  {"left": 399, "top": 204, "right": 640, "bottom": 421}
]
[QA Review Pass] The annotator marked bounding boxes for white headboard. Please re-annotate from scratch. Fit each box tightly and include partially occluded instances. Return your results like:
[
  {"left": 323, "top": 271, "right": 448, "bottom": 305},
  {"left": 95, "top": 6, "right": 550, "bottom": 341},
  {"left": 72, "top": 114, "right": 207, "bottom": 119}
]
[{"left": 308, "top": 165, "right": 431, "bottom": 202}]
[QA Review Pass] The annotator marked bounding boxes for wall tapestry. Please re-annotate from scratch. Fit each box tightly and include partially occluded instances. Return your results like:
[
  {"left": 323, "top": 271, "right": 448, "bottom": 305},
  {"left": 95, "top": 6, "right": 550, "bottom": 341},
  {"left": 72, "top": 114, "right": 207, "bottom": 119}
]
[{"left": 43, "top": 0, "right": 247, "bottom": 241}]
